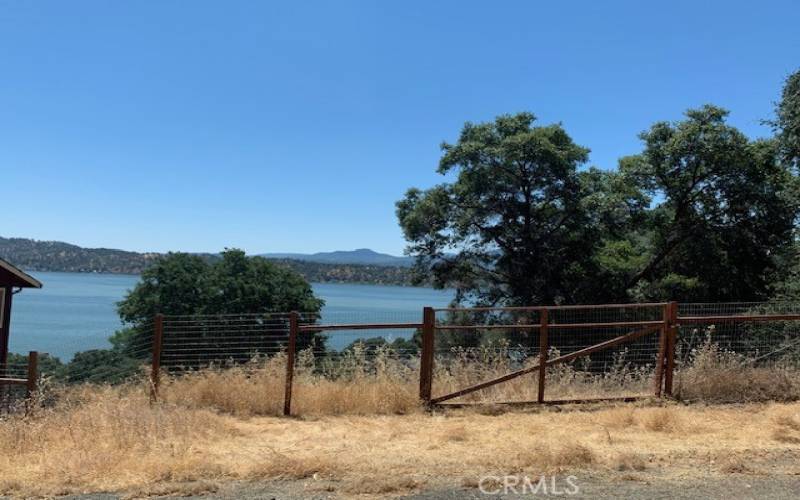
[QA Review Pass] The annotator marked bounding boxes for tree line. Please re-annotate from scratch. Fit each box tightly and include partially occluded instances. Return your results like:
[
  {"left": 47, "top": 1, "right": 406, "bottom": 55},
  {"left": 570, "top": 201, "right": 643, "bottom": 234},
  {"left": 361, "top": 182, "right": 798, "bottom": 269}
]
[{"left": 397, "top": 70, "right": 800, "bottom": 307}]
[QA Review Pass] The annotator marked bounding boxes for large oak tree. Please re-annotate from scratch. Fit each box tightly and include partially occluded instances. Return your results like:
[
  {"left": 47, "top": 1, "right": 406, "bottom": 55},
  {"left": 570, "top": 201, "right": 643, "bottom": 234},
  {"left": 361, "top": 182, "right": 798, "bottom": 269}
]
[
  {"left": 398, "top": 108, "right": 798, "bottom": 306},
  {"left": 396, "top": 113, "right": 638, "bottom": 306},
  {"left": 773, "top": 69, "right": 800, "bottom": 171},
  {"left": 622, "top": 105, "right": 798, "bottom": 301}
]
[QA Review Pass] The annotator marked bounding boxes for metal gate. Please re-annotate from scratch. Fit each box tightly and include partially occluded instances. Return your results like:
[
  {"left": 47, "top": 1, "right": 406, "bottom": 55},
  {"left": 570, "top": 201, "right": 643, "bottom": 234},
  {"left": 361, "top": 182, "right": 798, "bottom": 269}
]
[{"left": 419, "top": 303, "right": 676, "bottom": 407}]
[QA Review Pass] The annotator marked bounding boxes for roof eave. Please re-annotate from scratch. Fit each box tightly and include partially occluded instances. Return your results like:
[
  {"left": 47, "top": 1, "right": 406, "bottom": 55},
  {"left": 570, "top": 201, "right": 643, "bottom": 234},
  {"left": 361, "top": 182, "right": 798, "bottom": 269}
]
[{"left": 0, "top": 258, "right": 43, "bottom": 288}]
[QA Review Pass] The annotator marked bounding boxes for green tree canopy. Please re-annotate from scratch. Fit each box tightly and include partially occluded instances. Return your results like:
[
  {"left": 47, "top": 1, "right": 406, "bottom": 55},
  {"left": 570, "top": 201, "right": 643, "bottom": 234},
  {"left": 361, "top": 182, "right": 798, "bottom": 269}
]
[
  {"left": 773, "top": 69, "right": 800, "bottom": 170},
  {"left": 119, "top": 249, "right": 323, "bottom": 323},
  {"left": 398, "top": 108, "right": 799, "bottom": 306},
  {"left": 110, "top": 249, "right": 325, "bottom": 363},
  {"left": 622, "top": 105, "right": 798, "bottom": 301},
  {"left": 748, "top": 69, "right": 800, "bottom": 301},
  {"left": 396, "top": 112, "right": 637, "bottom": 306}
]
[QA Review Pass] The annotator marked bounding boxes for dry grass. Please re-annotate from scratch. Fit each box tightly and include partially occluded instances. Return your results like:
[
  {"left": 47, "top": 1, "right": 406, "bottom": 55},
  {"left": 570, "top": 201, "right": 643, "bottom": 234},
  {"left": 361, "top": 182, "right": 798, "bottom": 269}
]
[
  {"left": 0, "top": 386, "right": 232, "bottom": 496},
  {"left": 674, "top": 340, "right": 800, "bottom": 403},
  {"left": 157, "top": 339, "right": 800, "bottom": 418},
  {"left": 611, "top": 451, "right": 648, "bottom": 471},
  {"left": 769, "top": 404, "right": 800, "bottom": 444},
  {"left": 434, "top": 345, "right": 654, "bottom": 403},
  {"left": 637, "top": 407, "right": 686, "bottom": 433},
  {"left": 718, "top": 457, "right": 753, "bottom": 474},
  {"left": 3, "top": 391, "right": 800, "bottom": 497},
  {"left": 1, "top": 342, "right": 799, "bottom": 497},
  {"left": 158, "top": 345, "right": 657, "bottom": 417},
  {"left": 160, "top": 350, "right": 420, "bottom": 416}
]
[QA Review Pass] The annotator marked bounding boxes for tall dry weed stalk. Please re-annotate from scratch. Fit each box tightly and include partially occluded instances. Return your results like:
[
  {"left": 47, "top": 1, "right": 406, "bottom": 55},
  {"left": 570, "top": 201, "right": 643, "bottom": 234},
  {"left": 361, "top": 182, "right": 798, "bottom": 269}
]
[
  {"left": 161, "top": 347, "right": 419, "bottom": 416},
  {"left": 156, "top": 343, "right": 660, "bottom": 416},
  {"left": 674, "top": 336, "right": 800, "bottom": 403}
]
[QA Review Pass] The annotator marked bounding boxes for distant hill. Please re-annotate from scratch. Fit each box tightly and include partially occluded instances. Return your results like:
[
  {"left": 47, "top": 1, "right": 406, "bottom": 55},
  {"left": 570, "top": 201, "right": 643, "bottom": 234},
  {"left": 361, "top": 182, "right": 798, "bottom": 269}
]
[
  {"left": 261, "top": 248, "right": 414, "bottom": 267},
  {"left": 0, "top": 236, "right": 160, "bottom": 274},
  {"left": 0, "top": 237, "right": 420, "bottom": 286},
  {"left": 270, "top": 258, "right": 416, "bottom": 286}
]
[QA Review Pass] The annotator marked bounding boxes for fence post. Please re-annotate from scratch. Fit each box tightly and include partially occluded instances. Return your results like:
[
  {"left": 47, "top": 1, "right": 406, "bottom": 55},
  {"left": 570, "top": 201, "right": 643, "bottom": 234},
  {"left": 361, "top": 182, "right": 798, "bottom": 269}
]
[
  {"left": 654, "top": 303, "right": 669, "bottom": 397},
  {"left": 25, "top": 351, "right": 38, "bottom": 399},
  {"left": 664, "top": 301, "right": 678, "bottom": 396},
  {"left": 284, "top": 311, "right": 299, "bottom": 416},
  {"left": 537, "top": 308, "right": 549, "bottom": 403},
  {"left": 419, "top": 306, "right": 435, "bottom": 405},
  {"left": 150, "top": 314, "right": 164, "bottom": 403}
]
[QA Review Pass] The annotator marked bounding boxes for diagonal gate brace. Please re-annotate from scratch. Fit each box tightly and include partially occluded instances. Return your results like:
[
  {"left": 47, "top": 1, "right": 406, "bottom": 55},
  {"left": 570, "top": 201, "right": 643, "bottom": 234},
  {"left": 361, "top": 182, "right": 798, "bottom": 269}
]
[{"left": 430, "top": 325, "right": 660, "bottom": 405}]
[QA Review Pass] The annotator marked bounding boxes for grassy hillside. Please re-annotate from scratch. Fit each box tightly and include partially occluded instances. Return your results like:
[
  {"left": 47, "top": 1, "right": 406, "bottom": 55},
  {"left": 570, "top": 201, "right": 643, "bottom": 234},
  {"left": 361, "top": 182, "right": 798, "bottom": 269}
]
[{"left": 0, "top": 236, "right": 159, "bottom": 274}]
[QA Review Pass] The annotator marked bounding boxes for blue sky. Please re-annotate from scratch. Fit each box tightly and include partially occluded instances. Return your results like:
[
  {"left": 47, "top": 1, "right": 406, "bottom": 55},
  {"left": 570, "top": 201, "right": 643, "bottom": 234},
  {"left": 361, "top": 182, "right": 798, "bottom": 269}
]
[{"left": 2, "top": 1, "right": 798, "bottom": 255}]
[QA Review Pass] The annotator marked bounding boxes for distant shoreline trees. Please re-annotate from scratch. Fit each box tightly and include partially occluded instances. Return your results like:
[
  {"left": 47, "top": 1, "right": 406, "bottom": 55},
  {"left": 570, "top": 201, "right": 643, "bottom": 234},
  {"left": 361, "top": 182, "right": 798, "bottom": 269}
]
[{"left": 0, "top": 237, "right": 420, "bottom": 286}]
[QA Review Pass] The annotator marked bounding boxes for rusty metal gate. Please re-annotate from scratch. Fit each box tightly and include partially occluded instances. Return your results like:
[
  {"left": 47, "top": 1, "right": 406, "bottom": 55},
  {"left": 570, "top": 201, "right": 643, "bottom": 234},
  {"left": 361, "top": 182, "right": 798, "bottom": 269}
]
[{"left": 419, "top": 303, "right": 676, "bottom": 407}]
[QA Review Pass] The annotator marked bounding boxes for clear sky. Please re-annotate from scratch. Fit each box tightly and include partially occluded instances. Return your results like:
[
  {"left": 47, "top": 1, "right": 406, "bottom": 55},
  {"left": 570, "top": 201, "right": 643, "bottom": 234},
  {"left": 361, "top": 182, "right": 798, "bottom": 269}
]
[{"left": 2, "top": 1, "right": 798, "bottom": 255}]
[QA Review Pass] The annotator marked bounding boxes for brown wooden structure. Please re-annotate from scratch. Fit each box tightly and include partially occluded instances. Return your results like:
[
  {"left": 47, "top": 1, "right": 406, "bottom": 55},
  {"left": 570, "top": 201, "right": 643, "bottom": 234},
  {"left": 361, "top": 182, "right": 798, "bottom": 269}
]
[{"left": 0, "top": 258, "right": 42, "bottom": 368}]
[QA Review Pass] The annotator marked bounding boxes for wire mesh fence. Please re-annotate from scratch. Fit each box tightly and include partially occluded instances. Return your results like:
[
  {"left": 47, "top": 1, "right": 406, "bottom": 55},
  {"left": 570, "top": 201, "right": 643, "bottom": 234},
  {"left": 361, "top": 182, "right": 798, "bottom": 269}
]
[
  {"left": 161, "top": 313, "right": 292, "bottom": 372},
  {"left": 431, "top": 307, "right": 544, "bottom": 405},
  {"left": 430, "top": 304, "right": 667, "bottom": 404},
  {"left": 0, "top": 361, "right": 30, "bottom": 380},
  {"left": 154, "top": 310, "right": 426, "bottom": 415},
  {"left": 0, "top": 353, "right": 37, "bottom": 413},
  {"left": 677, "top": 302, "right": 800, "bottom": 366},
  {"left": 6, "top": 301, "right": 800, "bottom": 414},
  {"left": 672, "top": 302, "right": 800, "bottom": 402},
  {"left": 50, "top": 319, "right": 155, "bottom": 385},
  {"left": 159, "top": 310, "right": 424, "bottom": 370}
]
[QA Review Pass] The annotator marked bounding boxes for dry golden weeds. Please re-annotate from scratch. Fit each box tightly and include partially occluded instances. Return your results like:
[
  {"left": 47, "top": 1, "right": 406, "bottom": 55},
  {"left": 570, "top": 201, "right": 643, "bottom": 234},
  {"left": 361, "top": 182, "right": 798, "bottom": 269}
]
[
  {"left": 244, "top": 452, "right": 343, "bottom": 480},
  {"left": 155, "top": 339, "right": 800, "bottom": 419},
  {"left": 0, "top": 386, "right": 231, "bottom": 496},
  {"left": 611, "top": 452, "right": 648, "bottom": 471},
  {"left": 768, "top": 405, "right": 800, "bottom": 444},
  {"left": 128, "top": 480, "right": 220, "bottom": 499},
  {"left": 638, "top": 407, "right": 685, "bottom": 433},
  {"left": 718, "top": 457, "right": 753, "bottom": 474},
  {"left": 440, "top": 424, "right": 469, "bottom": 442},
  {"left": 674, "top": 340, "right": 800, "bottom": 403},
  {"left": 1, "top": 344, "right": 800, "bottom": 497},
  {"left": 545, "top": 443, "right": 597, "bottom": 468},
  {"left": 341, "top": 476, "right": 423, "bottom": 495},
  {"left": 160, "top": 352, "right": 421, "bottom": 417},
  {"left": 2, "top": 397, "right": 800, "bottom": 497}
]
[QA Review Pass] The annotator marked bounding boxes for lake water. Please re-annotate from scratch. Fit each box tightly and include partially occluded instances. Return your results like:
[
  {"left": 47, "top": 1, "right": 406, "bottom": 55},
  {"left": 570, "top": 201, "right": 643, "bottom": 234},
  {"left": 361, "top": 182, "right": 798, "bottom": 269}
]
[{"left": 9, "top": 271, "right": 454, "bottom": 360}]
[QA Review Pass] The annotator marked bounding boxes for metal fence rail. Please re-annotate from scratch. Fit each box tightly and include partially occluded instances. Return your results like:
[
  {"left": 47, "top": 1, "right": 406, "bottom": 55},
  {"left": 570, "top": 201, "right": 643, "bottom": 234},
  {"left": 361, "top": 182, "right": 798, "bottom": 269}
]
[
  {"left": 0, "top": 351, "right": 39, "bottom": 412},
  {"left": 152, "top": 310, "right": 426, "bottom": 413},
  {"left": 676, "top": 303, "right": 800, "bottom": 371},
  {"left": 141, "top": 301, "right": 800, "bottom": 412},
  {"left": 9, "top": 301, "right": 800, "bottom": 415}
]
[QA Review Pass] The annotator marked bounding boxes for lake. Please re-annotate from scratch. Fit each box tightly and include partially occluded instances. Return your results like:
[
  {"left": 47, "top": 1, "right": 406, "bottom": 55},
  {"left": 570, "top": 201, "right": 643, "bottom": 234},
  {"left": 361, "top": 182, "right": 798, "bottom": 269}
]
[{"left": 9, "top": 271, "right": 454, "bottom": 360}]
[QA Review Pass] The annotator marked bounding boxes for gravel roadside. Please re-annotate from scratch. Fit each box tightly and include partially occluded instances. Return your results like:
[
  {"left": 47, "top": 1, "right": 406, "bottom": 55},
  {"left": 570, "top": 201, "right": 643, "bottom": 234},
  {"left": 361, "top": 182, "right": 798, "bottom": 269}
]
[{"left": 52, "top": 472, "right": 800, "bottom": 500}]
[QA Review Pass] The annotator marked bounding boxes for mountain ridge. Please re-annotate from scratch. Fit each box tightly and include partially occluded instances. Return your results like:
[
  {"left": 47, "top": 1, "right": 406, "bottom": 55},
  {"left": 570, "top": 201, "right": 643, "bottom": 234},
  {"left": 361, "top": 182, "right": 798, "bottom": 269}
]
[
  {"left": 260, "top": 248, "right": 413, "bottom": 267},
  {"left": 0, "top": 236, "right": 418, "bottom": 286}
]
